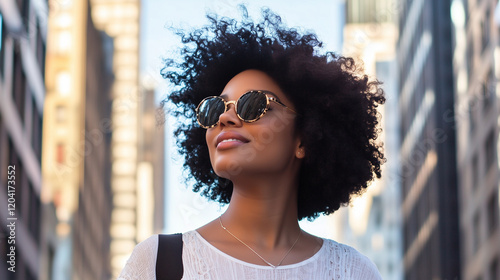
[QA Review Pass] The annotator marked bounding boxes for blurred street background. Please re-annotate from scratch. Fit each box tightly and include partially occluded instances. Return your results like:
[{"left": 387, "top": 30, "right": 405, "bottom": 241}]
[{"left": 0, "top": 0, "right": 499, "bottom": 279}]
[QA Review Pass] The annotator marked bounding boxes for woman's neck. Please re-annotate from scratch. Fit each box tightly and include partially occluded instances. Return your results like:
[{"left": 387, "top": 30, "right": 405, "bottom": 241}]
[{"left": 220, "top": 174, "right": 301, "bottom": 249}]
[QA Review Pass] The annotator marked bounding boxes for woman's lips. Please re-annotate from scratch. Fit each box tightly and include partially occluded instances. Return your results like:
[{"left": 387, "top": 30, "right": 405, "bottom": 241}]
[
  {"left": 217, "top": 139, "right": 247, "bottom": 149},
  {"left": 216, "top": 132, "right": 249, "bottom": 149}
]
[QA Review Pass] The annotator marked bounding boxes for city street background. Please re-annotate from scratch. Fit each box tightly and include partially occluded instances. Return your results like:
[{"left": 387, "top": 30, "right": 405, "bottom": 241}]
[{"left": 0, "top": 0, "right": 499, "bottom": 279}]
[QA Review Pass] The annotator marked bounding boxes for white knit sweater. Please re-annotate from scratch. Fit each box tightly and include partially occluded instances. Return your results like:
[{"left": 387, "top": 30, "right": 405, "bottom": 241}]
[{"left": 117, "top": 230, "right": 382, "bottom": 280}]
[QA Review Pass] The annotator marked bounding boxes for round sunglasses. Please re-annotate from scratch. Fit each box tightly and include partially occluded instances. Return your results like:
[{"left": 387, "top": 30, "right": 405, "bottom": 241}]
[{"left": 195, "top": 90, "right": 296, "bottom": 129}]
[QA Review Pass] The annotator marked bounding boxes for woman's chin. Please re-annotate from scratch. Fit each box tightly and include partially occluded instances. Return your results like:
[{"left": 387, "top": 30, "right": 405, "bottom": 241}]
[{"left": 213, "top": 161, "right": 244, "bottom": 179}]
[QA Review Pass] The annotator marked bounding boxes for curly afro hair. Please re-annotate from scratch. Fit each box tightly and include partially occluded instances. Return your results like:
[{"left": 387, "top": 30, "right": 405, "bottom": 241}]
[{"left": 161, "top": 7, "right": 385, "bottom": 221}]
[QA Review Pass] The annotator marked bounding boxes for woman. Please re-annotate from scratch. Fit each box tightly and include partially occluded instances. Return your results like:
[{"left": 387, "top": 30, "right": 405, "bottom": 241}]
[{"left": 119, "top": 8, "right": 385, "bottom": 280}]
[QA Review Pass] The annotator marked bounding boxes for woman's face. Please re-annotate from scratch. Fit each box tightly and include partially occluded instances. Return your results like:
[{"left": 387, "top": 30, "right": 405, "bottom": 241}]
[{"left": 206, "top": 69, "right": 303, "bottom": 180}]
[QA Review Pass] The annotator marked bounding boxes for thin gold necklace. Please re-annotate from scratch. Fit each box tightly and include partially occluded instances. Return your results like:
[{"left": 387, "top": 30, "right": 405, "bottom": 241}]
[{"left": 218, "top": 216, "right": 302, "bottom": 268}]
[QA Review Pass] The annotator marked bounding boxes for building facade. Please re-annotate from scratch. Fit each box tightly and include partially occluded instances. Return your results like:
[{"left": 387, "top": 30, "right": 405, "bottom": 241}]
[
  {"left": 43, "top": 1, "right": 165, "bottom": 279},
  {"left": 71, "top": 6, "right": 114, "bottom": 279},
  {"left": 397, "top": 0, "right": 461, "bottom": 279},
  {"left": 89, "top": 1, "right": 142, "bottom": 277},
  {"left": 336, "top": 1, "right": 403, "bottom": 279},
  {"left": 89, "top": 1, "right": 166, "bottom": 278},
  {"left": 42, "top": 0, "right": 115, "bottom": 278},
  {"left": 450, "top": 0, "right": 500, "bottom": 279},
  {"left": 137, "top": 80, "right": 165, "bottom": 238},
  {"left": 0, "top": 0, "right": 47, "bottom": 279}
]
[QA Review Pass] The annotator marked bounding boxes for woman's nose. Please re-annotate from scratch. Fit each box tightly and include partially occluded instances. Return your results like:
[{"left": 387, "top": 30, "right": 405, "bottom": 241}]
[{"left": 218, "top": 102, "right": 242, "bottom": 127}]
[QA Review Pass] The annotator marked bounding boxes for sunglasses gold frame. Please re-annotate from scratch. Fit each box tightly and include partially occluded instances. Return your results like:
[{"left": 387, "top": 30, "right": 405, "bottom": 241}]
[{"left": 195, "top": 90, "right": 296, "bottom": 129}]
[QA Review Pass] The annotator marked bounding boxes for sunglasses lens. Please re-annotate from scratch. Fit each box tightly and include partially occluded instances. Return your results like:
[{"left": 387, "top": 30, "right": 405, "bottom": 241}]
[
  {"left": 197, "top": 97, "right": 225, "bottom": 127},
  {"left": 237, "top": 91, "right": 267, "bottom": 121}
]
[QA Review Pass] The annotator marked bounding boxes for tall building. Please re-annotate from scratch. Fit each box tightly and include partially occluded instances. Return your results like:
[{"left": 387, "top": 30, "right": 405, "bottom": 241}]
[
  {"left": 89, "top": 2, "right": 165, "bottom": 278},
  {"left": 397, "top": 0, "right": 461, "bottom": 279},
  {"left": 450, "top": 0, "right": 499, "bottom": 279},
  {"left": 89, "top": 2, "right": 142, "bottom": 278},
  {"left": 72, "top": 7, "right": 114, "bottom": 280},
  {"left": 42, "top": 1, "right": 165, "bottom": 279},
  {"left": 0, "top": 0, "right": 47, "bottom": 279},
  {"left": 335, "top": 1, "right": 403, "bottom": 279},
  {"left": 42, "top": 0, "right": 114, "bottom": 278},
  {"left": 137, "top": 79, "right": 165, "bottom": 237}
]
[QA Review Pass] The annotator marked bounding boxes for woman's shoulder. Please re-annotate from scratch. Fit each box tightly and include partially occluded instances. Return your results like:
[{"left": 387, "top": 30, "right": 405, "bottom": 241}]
[
  {"left": 116, "top": 235, "right": 159, "bottom": 280},
  {"left": 320, "top": 238, "right": 382, "bottom": 280},
  {"left": 138, "top": 234, "right": 160, "bottom": 250},
  {"left": 128, "top": 234, "right": 160, "bottom": 259}
]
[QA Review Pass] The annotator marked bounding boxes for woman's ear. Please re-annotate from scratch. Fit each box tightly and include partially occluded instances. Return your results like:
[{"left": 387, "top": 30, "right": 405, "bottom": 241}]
[{"left": 295, "top": 141, "right": 305, "bottom": 159}]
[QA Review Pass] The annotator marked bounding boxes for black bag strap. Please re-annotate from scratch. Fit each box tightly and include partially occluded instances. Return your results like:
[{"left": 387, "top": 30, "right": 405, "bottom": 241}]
[{"left": 156, "top": 233, "right": 183, "bottom": 280}]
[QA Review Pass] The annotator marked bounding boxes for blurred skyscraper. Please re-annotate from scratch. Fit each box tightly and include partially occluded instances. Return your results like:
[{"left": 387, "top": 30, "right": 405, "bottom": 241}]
[
  {"left": 450, "top": 0, "right": 499, "bottom": 279},
  {"left": 397, "top": 0, "right": 461, "bottom": 279},
  {"left": 0, "top": 0, "right": 47, "bottom": 279},
  {"left": 72, "top": 7, "right": 114, "bottom": 280},
  {"left": 89, "top": 1, "right": 165, "bottom": 278},
  {"left": 336, "top": 1, "right": 403, "bottom": 279},
  {"left": 41, "top": 0, "right": 164, "bottom": 279},
  {"left": 42, "top": 0, "right": 114, "bottom": 278},
  {"left": 137, "top": 79, "right": 165, "bottom": 237}
]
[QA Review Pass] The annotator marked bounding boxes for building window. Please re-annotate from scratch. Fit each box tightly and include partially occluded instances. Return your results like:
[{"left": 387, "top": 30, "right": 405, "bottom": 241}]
[
  {"left": 35, "top": 20, "right": 46, "bottom": 78},
  {"left": 480, "top": 8, "right": 490, "bottom": 53},
  {"left": 473, "top": 211, "right": 481, "bottom": 254},
  {"left": 26, "top": 265, "right": 37, "bottom": 280},
  {"left": 28, "top": 182, "right": 41, "bottom": 243},
  {"left": 485, "top": 129, "right": 496, "bottom": 172},
  {"left": 464, "top": 0, "right": 470, "bottom": 25},
  {"left": 466, "top": 38, "right": 474, "bottom": 81},
  {"left": 469, "top": 101, "right": 476, "bottom": 133},
  {"left": 481, "top": 80, "right": 489, "bottom": 111},
  {"left": 0, "top": 115, "right": 3, "bottom": 184},
  {"left": 472, "top": 154, "right": 479, "bottom": 190},
  {"left": 487, "top": 192, "right": 498, "bottom": 236},
  {"left": 18, "top": 163, "right": 24, "bottom": 219},
  {"left": 482, "top": 69, "right": 495, "bottom": 112},
  {"left": 31, "top": 97, "right": 42, "bottom": 162},
  {"left": 3, "top": 137, "right": 12, "bottom": 190},
  {"left": 0, "top": 12, "right": 5, "bottom": 79},
  {"left": 13, "top": 42, "right": 26, "bottom": 125},
  {"left": 490, "top": 257, "right": 499, "bottom": 280},
  {"left": 7, "top": 137, "right": 16, "bottom": 174},
  {"left": 373, "top": 195, "right": 383, "bottom": 227},
  {"left": 55, "top": 105, "right": 66, "bottom": 123},
  {"left": 56, "top": 143, "right": 65, "bottom": 164},
  {"left": 16, "top": 0, "right": 30, "bottom": 33}
]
